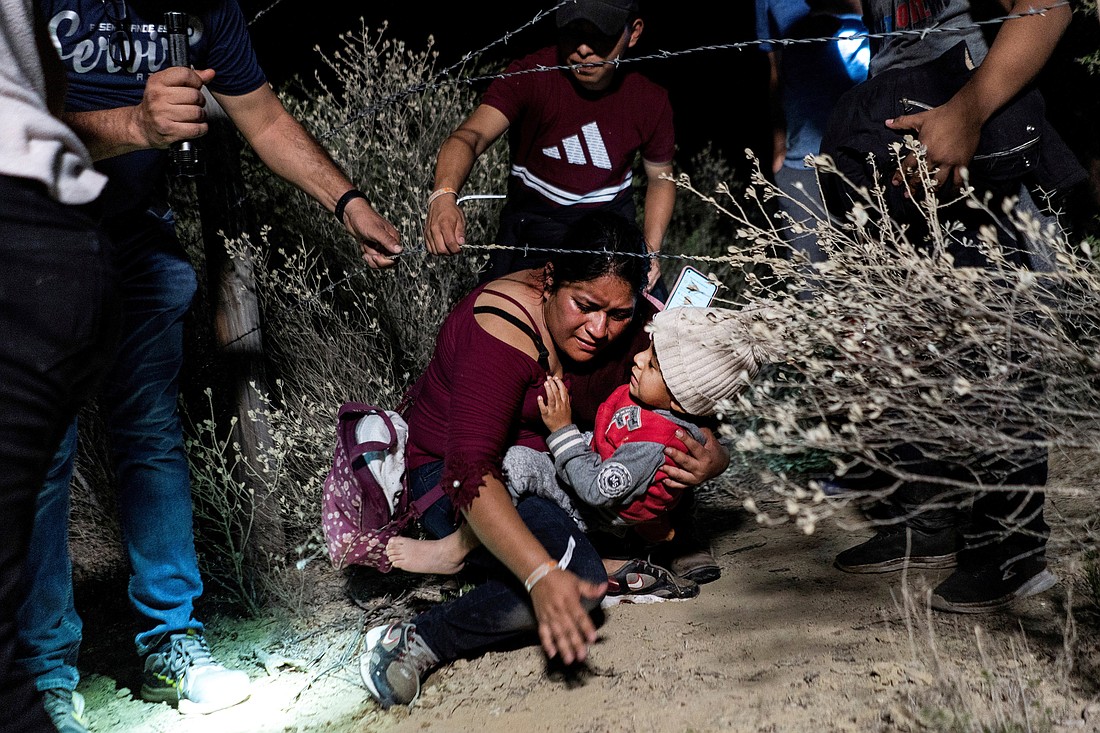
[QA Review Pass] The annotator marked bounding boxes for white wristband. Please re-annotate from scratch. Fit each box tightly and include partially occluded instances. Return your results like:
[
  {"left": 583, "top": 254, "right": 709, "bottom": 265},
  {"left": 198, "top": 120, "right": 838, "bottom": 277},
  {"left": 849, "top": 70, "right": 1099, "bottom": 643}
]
[
  {"left": 523, "top": 536, "right": 576, "bottom": 593},
  {"left": 426, "top": 187, "right": 458, "bottom": 210}
]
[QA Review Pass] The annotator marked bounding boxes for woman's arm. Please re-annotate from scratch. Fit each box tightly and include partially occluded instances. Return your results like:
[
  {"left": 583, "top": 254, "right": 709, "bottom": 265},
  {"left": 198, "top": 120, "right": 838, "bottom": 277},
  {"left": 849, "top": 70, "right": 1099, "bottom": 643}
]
[{"left": 461, "top": 474, "right": 605, "bottom": 664}]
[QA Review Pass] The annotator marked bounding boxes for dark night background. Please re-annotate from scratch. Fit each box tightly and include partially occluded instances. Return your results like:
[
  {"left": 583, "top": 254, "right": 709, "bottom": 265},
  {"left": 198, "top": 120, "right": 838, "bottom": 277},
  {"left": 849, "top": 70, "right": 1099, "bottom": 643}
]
[
  {"left": 238, "top": 0, "right": 1098, "bottom": 193},
  {"left": 240, "top": 1, "right": 773, "bottom": 172}
]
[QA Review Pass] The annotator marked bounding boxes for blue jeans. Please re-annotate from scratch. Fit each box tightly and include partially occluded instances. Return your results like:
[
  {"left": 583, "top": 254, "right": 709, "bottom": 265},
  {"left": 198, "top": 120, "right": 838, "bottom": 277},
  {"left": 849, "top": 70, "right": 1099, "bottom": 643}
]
[
  {"left": 408, "top": 462, "right": 607, "bottom": 662},
  {"left": 16, "top": 207, "right": 201, "bottom": 692},
  {"left": 775, "top": 164, "right": 828, "bottom": 265},
  {"left": 0, "top": 177, "right": 118, "bottom": 731}
]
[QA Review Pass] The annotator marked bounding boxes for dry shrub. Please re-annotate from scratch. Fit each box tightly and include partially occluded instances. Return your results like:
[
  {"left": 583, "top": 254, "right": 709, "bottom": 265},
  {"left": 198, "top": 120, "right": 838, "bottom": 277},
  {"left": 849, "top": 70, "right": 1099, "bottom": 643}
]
[
  {"left": 669, "top": 147, "right": 1100, "bottom": 727},
  {"left": 677, "top": 150, "right": 1099, "bottom": 541},
  {"left": 172, "top": 24, "right": 504, "bottom": 611}
]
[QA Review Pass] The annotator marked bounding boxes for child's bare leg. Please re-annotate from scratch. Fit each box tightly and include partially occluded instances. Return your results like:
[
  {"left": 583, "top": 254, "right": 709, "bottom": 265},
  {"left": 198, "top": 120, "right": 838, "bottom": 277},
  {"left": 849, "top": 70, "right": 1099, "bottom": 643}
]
[
  {"left": 603, "top": 558, "right": 629, "bottom": 575},
  {"left": 386, "top": 523, "right": 480, "bottom": 575}
]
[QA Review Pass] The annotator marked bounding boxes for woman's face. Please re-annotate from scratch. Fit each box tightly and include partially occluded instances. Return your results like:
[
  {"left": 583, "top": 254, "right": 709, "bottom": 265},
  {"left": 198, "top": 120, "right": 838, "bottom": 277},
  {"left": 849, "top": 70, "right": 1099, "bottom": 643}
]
[{"left": 544, "top": 274, "right": 636, "bottom": 362}]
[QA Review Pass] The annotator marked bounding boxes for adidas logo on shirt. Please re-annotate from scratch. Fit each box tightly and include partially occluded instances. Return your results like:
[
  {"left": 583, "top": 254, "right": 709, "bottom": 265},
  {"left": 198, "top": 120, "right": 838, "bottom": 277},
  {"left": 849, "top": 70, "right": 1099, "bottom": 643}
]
[{"left": 541, "top": 122, "right": 612, "bottom": 169}]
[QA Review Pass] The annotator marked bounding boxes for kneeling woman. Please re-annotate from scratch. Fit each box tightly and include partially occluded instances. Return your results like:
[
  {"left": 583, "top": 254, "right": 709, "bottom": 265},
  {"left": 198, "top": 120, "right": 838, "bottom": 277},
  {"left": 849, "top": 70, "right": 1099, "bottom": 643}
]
[{"left": 361, "top": 212, "right": 728, "bottom": 707}]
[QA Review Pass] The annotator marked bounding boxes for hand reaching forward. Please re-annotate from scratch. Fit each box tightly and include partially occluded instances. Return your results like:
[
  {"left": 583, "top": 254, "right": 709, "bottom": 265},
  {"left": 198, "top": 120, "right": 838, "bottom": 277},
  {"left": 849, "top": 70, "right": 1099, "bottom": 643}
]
[
  {"left": 424, "top": 196, "right": 465, "bottom": 255},
  {"left": 529, "top": 568, "right": 606, "bottom": 664},
  {"left": 341, "top": 197, "right": 402, "bottom": 269},
  {"left": 646, "top": 256, "right": 662, "bottom": 294},
  {"left": 538, "top": 375, "right": 573, "bottom": 433}
]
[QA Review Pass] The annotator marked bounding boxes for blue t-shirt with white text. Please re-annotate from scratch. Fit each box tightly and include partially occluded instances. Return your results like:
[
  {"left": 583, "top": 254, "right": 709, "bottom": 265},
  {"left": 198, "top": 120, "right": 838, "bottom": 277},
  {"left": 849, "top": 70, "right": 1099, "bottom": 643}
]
[{"left": 40, "top": 0, "right": 266, "bottom": 215}]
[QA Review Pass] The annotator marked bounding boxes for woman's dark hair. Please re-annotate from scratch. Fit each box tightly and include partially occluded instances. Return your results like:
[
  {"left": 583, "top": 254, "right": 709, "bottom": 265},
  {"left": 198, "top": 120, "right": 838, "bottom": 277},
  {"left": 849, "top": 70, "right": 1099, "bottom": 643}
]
[{"left": 545, "top": 211, "right": 649, "bottom": 296}]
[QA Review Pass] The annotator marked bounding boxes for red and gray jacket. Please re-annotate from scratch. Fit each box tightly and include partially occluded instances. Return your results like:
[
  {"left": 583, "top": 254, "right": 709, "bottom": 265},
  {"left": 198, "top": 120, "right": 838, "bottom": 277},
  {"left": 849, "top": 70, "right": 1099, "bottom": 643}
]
[{"left": 545, "top": 385, "right": 705, "bottom": 542}]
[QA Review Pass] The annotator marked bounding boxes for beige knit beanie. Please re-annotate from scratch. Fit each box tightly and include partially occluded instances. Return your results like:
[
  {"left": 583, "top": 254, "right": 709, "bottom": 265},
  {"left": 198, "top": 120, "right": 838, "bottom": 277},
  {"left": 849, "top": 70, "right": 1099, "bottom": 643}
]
[{"left": 648, "top": 305, "right": 782, "bottom": 417}]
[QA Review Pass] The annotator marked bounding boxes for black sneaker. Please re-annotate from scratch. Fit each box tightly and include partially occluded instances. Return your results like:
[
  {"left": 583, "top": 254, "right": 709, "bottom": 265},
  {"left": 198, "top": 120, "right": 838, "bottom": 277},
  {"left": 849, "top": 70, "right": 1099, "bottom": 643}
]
[
  {"left": 140, "top": 630, "right": 251, "bottom": 714},
  {"left": 931, "top": 555, "right": 1058, "bottom": 613},
  {"left": 834, "top": 526, "right": 959, "bottom": 573},
  {"left": 41, "top": 689, "right": 90, "bottom": 733},
  {"left": 601, "top": 558, "right": 699, "bottom": 607},
  {"left": 360, "top": 622, "right": 439, "bottom": 708}
]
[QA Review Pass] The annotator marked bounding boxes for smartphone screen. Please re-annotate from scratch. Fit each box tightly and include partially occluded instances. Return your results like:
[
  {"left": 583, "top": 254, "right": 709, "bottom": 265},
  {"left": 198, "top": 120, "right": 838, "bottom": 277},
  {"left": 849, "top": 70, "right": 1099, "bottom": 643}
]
[{"left": 665, "top": 266, "right": 718, "bottom": 309}]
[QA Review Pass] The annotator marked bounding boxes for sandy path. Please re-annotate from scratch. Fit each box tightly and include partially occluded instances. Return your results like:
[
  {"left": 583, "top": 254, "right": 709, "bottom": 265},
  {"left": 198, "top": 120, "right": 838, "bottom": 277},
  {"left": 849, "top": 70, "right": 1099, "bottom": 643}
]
[
  {"left": 74, "top": 466, "right": 1097, "bottom": 733},
  {"left": 383, "top": 501, "right": 934, "bottom": 733}
]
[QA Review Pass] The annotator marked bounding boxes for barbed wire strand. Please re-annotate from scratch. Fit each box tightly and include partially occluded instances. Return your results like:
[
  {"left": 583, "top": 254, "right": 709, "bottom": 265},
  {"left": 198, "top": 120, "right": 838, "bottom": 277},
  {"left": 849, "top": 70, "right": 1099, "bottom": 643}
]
[
  {"left": 202, "top": 1, "right": 1069, "bottom": 356},
  {"left": 215, "top": 237, "right": 732, "bottom": 353},
  {"left": 197, "top": 1, "right": 1063, "bottom": 232},
  {"left": 246, "top": 0, "right": 287, "bottom": 26},
  {"left": 318, "top": 1, "right": 1069, "bottom": 142}
]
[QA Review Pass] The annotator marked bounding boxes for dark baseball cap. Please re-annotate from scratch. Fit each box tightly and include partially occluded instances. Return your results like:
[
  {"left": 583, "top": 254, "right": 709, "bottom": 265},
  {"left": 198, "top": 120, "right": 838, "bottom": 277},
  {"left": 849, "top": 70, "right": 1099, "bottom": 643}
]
[{"left": 556, "top": 0, "right": 639, "bottom": 37}]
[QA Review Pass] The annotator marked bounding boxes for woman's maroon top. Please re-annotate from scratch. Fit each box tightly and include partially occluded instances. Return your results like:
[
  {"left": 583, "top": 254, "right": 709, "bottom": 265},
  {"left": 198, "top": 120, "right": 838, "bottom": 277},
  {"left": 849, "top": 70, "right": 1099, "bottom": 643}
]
[{"left": 404, "top": 281, "right": 655, "bottom": 510}]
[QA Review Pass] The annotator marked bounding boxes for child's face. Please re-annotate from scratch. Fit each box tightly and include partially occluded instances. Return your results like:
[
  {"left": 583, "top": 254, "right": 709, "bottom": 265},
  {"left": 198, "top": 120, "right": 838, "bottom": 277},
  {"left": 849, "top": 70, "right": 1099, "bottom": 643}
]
[{"left": 629, "top": 343, "right": 675, "bottom": 411}]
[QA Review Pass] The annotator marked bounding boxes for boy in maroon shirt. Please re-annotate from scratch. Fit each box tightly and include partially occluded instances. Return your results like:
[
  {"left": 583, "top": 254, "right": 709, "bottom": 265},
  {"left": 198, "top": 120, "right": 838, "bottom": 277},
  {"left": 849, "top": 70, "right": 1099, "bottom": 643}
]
[{"left": 423, "top": 0, "right": 676, "bottom": 293}]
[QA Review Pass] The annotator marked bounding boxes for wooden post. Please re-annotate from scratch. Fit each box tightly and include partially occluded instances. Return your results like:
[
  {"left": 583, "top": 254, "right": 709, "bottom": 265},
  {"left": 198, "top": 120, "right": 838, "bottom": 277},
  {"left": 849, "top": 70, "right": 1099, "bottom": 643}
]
[{"left": 194, "top": 96, "right": 287, "bottom": 578}]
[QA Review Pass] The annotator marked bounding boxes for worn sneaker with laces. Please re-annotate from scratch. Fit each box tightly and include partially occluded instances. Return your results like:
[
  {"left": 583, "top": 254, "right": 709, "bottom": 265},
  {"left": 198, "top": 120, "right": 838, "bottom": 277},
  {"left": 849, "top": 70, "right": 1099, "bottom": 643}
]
[
  {"left": 41, "top": 689, "right": 90, "bottom": 733},
  {"left": 601, "top": 558, "right": 699, "bottom": 607},
  {"left": 140, "top": 630, "right": 251, "bottom": 714},
  {"left": 668, "top": 547, "right": 721, "bottom": 585},
  {"left": 649, "top": 531, "right": 722, "bottom": 585},
  {"left": 360, "top": 622, "right": 440, "bottom": 708},
  {"left": 834, "top": 526, "right": 959, "bottom": 573},
  {"left": 931, "top": 554, "right": 1058, "bottom": 614}
]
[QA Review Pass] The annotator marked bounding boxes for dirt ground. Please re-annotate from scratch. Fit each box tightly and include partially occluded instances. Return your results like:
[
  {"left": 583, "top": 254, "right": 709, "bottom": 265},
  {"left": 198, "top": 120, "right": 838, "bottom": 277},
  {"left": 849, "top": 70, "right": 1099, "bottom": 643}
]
[{"left": 72, "top": 453, "right": 1100, "bottom": 733}]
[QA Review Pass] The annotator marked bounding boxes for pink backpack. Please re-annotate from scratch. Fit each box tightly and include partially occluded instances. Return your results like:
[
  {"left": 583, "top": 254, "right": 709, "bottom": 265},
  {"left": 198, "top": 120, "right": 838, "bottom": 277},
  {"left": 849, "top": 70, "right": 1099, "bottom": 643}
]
[{"left": 321, "top": 402, "right": 444, "bottom": 572}]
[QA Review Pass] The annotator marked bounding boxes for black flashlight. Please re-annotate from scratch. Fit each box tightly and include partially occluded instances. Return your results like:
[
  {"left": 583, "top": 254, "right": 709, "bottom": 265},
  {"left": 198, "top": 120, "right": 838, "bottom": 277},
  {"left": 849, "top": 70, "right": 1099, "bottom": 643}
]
[{"left": 164, "top": 12, "right": 203, "bottom": 177}]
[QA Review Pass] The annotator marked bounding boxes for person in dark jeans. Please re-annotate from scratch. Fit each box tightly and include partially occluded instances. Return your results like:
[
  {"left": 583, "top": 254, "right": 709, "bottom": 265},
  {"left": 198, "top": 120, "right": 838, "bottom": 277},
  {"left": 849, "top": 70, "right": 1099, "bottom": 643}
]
[
  {"left": 0, "top": 4, "right": 118, "bottom": 731},
  {"left": 0, "top": 182, "right": 118, "bottom": 733},
  {"left": 22, "top": 0, "right": 402, "bottom": 726},
  {"left": 821, "top": 0, "right": 1083, "bottom": 613}
]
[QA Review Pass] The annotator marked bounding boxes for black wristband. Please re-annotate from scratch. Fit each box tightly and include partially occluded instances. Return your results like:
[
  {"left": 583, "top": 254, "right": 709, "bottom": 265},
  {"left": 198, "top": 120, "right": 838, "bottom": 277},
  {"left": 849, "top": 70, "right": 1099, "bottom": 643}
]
[{"left": 334, "top": 188, "right": 368, "bottom": 224}]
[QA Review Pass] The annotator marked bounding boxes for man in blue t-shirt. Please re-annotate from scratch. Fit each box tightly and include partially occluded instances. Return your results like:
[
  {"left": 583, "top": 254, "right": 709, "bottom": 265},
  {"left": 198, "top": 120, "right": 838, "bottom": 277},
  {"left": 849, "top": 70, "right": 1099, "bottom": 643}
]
[
  {"left": 756, "top": 0, "right": 869, "bottom": 265},
  {"left": 19, "top": 0, "right": 402, "bottom": 727}
]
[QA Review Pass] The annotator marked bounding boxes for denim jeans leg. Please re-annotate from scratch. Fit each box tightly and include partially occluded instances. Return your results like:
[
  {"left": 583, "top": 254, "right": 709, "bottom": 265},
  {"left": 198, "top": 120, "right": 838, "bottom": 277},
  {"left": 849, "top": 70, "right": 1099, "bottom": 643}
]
[
  {"left": 775, "top": 164, "right": 827, "bottom": 264},
  {"left": 408, "top": 461, "right": 458, "bottom": 540},
  {"left": 0, "top": 176, "right": 118, "bottom": 733},
  {"left": 412, "top": 496, "right": 606, "bottom": 662},
  {"left": 15, "top": 422, "right": 83, "bottom": 692},
  {"left": 100, "top": 211, "right": 203, "bottom": 655}
]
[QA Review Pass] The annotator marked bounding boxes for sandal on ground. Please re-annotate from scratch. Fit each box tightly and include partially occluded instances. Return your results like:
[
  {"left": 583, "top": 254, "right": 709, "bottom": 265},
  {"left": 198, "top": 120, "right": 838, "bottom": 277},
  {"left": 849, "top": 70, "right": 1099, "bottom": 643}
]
[{"left": 601, "top": 558, "right": 699, "bottom": 608}]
